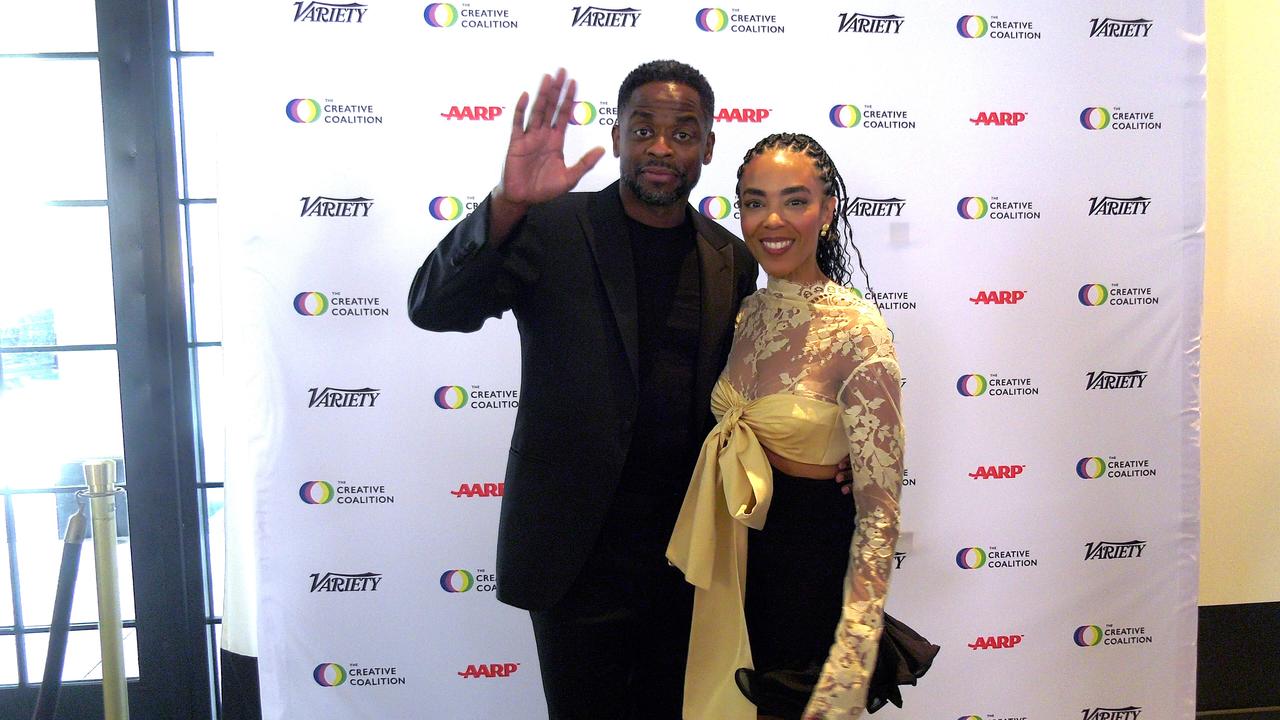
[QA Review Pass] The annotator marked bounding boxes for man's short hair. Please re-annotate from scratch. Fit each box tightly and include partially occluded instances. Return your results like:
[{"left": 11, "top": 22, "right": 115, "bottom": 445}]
[{"left": 616, "top": 59, "right": 715, "bottom": 126}]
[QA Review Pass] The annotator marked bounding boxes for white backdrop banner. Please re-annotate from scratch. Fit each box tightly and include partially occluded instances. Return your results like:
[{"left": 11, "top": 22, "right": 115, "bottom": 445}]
[{"left": 216, "top": 2, "right": 1205, "bottom": 718}]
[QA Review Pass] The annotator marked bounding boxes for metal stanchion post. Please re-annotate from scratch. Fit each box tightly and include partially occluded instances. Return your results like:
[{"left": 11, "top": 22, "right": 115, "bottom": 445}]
[
  {"left": 31, "top": 499, "right": 87, "bottom": 720},
  {"left": 82, "top": 460, "right": 130, "bottom": 720}
]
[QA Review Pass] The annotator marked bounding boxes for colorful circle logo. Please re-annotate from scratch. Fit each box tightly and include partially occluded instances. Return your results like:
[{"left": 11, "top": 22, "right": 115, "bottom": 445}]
[
  {"left": 313, "top": 663, "right": 347, "bottom": 686},
  {"left": 299, "top": 481, "right": 335, "bottom": 505},
  {"left": 440, "top": 569, "right": 475, "bottom": 593},
  {"left": 829, "top": 104, "right": 862, "bottom": 128},
  {"left": 957, "top": 717, "right": 984, "bottom": 720},
  {"left": 1076, "top": 457, "right": 1107, "bottom": 479},
  {"left": 293, "top": 291, "right": 329, "bottom": 316},
  {"left": 434, "top": 385, "right": 469, "bottom": 409},
  {"left": 1074, "top": 625, "right": 1103, "bottom": 647},
  {"left": 424, "top": 3, "right": 458, "bottom": 26},
  {"left": 429, "top": 196, "right": 463, "bottom": 221},
  {"left": 1078, "top": 283, "right": 1109, "bottom": 306},
  {"left": 570, "top": 101, "right": 597, "bottom": 126},
  {"left": 1080, "top": 107, "right": 1112, "bottom": 130},
  {"left": 698, "top": 196, "right": 731, "bottom": 219},
  {"left": 957, "top": 196, "right": 989, "bottom": 219},
  {"left": 695, "top": 8, "right": 729, "bottom": 32},
  {"left": 956, "top": 374, "right": 988, "bottom": 397},
  {"left": 957, "top": 15, "right": 989, "bottom": 38},
  {"left": 286, "top": 99, "right": 321, "bottom": 124},
  {"left": 955, "top": 547, "right": 988, "bottom": 569}
]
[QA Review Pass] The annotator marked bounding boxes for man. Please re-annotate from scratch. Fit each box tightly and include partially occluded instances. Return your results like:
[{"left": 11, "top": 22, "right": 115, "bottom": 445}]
[{"left": 409, "top": 60, "right": 756, "bottom": 719}]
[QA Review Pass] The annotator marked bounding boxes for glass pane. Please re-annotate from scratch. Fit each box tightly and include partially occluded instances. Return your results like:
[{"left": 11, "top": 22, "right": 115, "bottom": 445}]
[
  {"left": 196, "top": 348, "right": 224, "bottom": 487},
  {"left": 0, "top": 205, "right": 116, "bottom": 348},
  {"left": 0, "top": 59, "right": 107, "bottom": 201},
  {"left": 0, "top": 1, "right": 99, "bottom": 54},
  {"left": 25, "top": 627, "right": 140, "bottom": 681},
  {"left": 0, "top": 498, "right": 12, "bottom": 627},
  {"left": 0, "top": 634, "right": 16, "bottom": 685},
  {"left": 0, "top": 350, "right": 124, "bottom": 490},
  {"left": 176, "top": 56, "right": 219, "bottom": 200},
  {"left": 205, "top": 487, "right": 223, "bottom": 618},
  {"left": 174, "top": 0, "right": 220, "bottom": 52},
  {"left": 11, "top": 490, "right": 136, "bottom": 627},
  {"left": 188, "top": 205, "right": 223, "bottom": 342}
]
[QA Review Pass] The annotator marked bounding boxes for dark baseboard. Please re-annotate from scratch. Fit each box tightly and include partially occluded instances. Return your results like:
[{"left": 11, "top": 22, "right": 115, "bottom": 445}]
[{"left": 1198, "top": 602, "right": 1280, "bottom": 712}]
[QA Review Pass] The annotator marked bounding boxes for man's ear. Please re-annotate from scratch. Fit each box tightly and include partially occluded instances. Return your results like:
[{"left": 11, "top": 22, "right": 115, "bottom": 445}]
[{"left": 612, "top": 124, "right": 621, "bottom": 157}]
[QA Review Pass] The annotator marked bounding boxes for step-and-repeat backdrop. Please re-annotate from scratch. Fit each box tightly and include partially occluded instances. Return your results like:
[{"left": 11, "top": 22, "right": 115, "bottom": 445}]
[{"left": 216, "top": 3, "right": 1205, "bottom": 718}]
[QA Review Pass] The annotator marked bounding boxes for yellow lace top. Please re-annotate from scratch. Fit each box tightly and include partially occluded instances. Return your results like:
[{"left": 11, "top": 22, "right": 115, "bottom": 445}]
[{"left": 666, "top": 277, "right": 905, "bottom": 720}]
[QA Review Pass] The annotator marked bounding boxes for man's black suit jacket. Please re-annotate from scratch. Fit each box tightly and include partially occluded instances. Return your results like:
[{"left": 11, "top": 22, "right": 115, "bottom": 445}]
[{"left": 408, "top": 181, "right": 758, "bottom": 610}]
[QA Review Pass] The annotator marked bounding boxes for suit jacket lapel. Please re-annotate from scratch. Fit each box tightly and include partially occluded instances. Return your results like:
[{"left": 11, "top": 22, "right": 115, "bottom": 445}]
[
  {"left": 582, "top": 181, "right": 640, "bottom": 385},
  {"left": 691, "top": 210, "right": 737, "bottom": 417}
]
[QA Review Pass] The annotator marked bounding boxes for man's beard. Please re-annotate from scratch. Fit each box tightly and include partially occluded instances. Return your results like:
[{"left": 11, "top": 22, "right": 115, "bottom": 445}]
[{"left": 623, "top": 162, "right": 691, "bottom": 207}]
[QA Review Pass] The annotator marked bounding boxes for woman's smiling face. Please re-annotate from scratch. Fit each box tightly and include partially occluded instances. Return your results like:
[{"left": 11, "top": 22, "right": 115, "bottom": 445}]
[{"left": 738, "top": 149, "right": 837, "bottom": 285}]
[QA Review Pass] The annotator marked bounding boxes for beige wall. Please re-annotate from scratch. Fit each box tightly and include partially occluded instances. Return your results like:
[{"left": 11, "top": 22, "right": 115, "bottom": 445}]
[{"left": 1201, "top": 1, "right": 1280, "bottom": 606}]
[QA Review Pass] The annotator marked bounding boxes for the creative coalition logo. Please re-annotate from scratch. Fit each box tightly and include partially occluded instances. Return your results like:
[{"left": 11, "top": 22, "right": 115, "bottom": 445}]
[
  {"left": 847, "top": 197, "right": 905, "bottom": 217},
  {"left": 968, "top": 464, "right": 1025, "bottom": 480},
  {"left": 957, "top": 14, "right": 1040, "bottom": 39},
  {"left": 308, "top": 386, "right": 380, "bottom": 407},
  {"left": 956, "top": 713, "right": 1028, "bottom": 720},
  {"left": 837, "top": 13, "right": 904, "bottom": 33},
  {"left": 299, "top": 480, "right": 395, "bottom": 505},
  {"left": 970, "top": 111, "right": 1027, "bottom": 127},
  {"left": 440, "top": 568, "right": 497, "bottom": 593},
  {"left": 1085, "top": 370, "right": 1148, "bottom": 390},
  {"left": 1090, "top": 17, "right": 1153, "bottom": 38},
  {"left": 1078, "top": 283, "right": 1159, "bottom": 307},
  {"left": 300, "top": 195, "right": 374, "bottom": 217},
  {"left": 314, "top": 662, "right": 405, "bottom": 687},
  {"left": 1084, "top": 540, "right": 1147, "bottom": 560},
  {"left": 855, "top": 287, "right": 916, "bottom": 311},
  {"left": 310, "top": 571, "right": 382, "bottom": 592},
  {"left": 450, "top": 481, "right": 505, "bottom": 498},
  {"left": 570, "top": 6, "right": 640, "bottom": 27},
  {"left": 1074, "top": 624, "right": 1154, "bottom": 646},
  {"left": 1076, "top": 456, "right": 1157, "bottom": 480},
  {"left": 1089, "top": 195, "right": 1151, "bottom": 216},
  {"left": 969, "top": 290, "right": 1027, "bottom": 305},
  {"left": 967, "top": 633, "right": 1024, "bottom": 650},
  {"left": 1080, "top": 106, "right": 1162, "bottom": 131},
  {"left": 293, "top": 1, "right": 367, "bottom": 23},
  {"left": 424, "top": 2, "right": 519, "bottom": 28},
  {"left": 829, "top": 104, "right": 915, "bottom": 129},
  {"left": 440, "top": 104, "right": 503, "bottom": 121},
  {"left": 293, "top": 291, "right": 389, "bottom": 318},
  {"left": 698, "top": 196, "right": 734, "bottom": 220},
  {"left": 286, "top": 98, "right": 383, "bottom": 125},
  {"left": 694, "top": 8, "right": 784, "bottom": 34},
  {"left": 1081, "top": 706, "right": 1144, "bottom": 719},
  {"left": 957, "top": 196, "right": 1039, "bottom": 220},
  {"left": 956, "top": 373, "right": 1040, "bottom": 397},
  {"left": 901, "top": 466, "right": 917, "bottom": 486},
  {"left": 428, "top": 195, "right": 482, "bottom": 220},
  {"left": 570, "top": 99, "right": 619, "bottom": 126},
  {"left": 458, "top": 662, "right": 521, "bottom": 678},
  {"left": 955, "top": 546, "right": 1038, "bottom": 569},
  {"left": 434, "top": 384, "right": 519, "bottom": 410}
]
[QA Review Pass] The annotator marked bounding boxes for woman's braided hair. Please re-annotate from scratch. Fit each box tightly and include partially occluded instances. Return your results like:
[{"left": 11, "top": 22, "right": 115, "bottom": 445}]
[{"left": 735, "top": 133, "right": 877, "bottom": 302}]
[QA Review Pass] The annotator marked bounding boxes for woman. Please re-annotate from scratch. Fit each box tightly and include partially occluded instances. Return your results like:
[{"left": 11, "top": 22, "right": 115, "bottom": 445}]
[{"left": 667, "top": 133, "right": 907, "bottom": 720}]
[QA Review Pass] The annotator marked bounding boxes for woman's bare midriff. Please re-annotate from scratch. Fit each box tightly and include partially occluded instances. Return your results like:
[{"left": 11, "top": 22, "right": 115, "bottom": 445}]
[{"left": 763, "top": 446, "right": 838, "bottom": 480}]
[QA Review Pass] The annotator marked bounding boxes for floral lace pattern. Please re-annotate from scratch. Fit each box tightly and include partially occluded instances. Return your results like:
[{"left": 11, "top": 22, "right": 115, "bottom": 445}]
[{"left": 727, "top": 278, "right": 905, "bottom": 719}]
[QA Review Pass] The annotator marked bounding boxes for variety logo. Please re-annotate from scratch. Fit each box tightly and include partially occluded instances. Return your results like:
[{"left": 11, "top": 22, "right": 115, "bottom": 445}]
[
  {"left": 314, "top": 663, "right": 347, "bottom": 686},
  {"left": 957, "top": 196, "right": 1039, "bottom": 220},
  {"left": 1081, "top": 107, "right": 1162, "bottom": 130},
  {"left": 310, "top": 571, "right": 383, "bottom": 592},
  {"left": 299, "top": 480, "right": 395, "bottom": 506},
  {"left": 1089, "top": 17, "right": 1153, "bottom": 38},
  {"left": 698, "top": 196, "right": 732, "bottom": 220},
  {"left": 1078, "top": 283, "right": 1159, "bottom": 307},
  {"left": 956, "top": 545, "right": 1038, "bottom": 569},
  {"left": 837, "top": 12, "right": 904, "bottom": 33},
  {"left": 970, "top": 111, "right": 1027, "bottom": 126},
  {"left": 1082, "top": 706, "right": 1144, "bottom": 719},
  {"left": 316, "top": 662, "right": 406, "bottom": 686},
  {"left": 308, "top": 386, "right": 380, "bottom": 407},
  {"left": 715, "top": 107, "right": 771, "bottom": 122},
  {"left": 293, "top": 1, "right": 367, "bottom": 23},
  {"left": 1089, "top": 195, "right": 1150, "bottom": 216},
  {"left": 1076, "top": 456, "right": 1157, "bottom": 479},
  {"left": 300, "top": 195, "right": 374, "bottom": 217},
  {"left": 695, "top": 8, "right": 727, "bottom": 31},
  {"left": 957, "top": 14, "right": 1040, "bottom": 39},
  {"left": 967, "top": 634, "right": 1024, "bottom": 650},
  {"left": 434, "top": 384, "right": 519, "bottom": 409},
  {"left": 287, "top": 98, "right": 383, "bottom": 125},
  {"left": 829, "top": 104, "right": 914, "bottom": 129},
  {"left": 1075, "top": 624, "right": 1153, "bottom": 646},
  {"left": 299, "top": 481, "right": 335, "bottom": 505},
  {"left": 440, "top": 568, "right": 497, "bottom": 593},
  {"left": 1085, "top": 540, "right": 1147, "bottom": 560},
  {"left": 294, "top": 291, "right": 388, "bottom": 317},
  {"left": 1085, "top": 370, "right": 1148, "bottom": 390},
  {"left": 969, "top": 290, "right": 1027, "bottom": 305},
  {"left": 893, "top": 551, "right": 906, "bottom": 569},
  {"left": 968, "top": 464, "right": 1025, "bottom": 479},
  {"left": 458, "top": 663, "right": 521, "bottom": 678},
  {"left": 694, "top": 8, "right": 784, "bottom": 33},
  {"left": 440, "top": 105, "right": 503, "bottom": 121},
  {"left": 424, "top": 3, "right": 458, "bottom": 26},
  {"left": 450, "top": 482, "right": 505, "bottom": 498},
  {"left": 294, "top": 292, "right": 329, "bottom": 316},
  {"left": 847, "top": 196, "right": 906, "bottom": 217},
  {"left": 956, "top": 373, "right": 1039, "bottom": 397},
  {"left": 570, "top": 6, "right": 640, "bottom": 28}
]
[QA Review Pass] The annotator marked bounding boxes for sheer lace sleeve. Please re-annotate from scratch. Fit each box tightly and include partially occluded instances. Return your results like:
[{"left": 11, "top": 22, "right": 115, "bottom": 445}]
[{"left": 803, "top": 315, "right": 904, "bottom": 720}]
